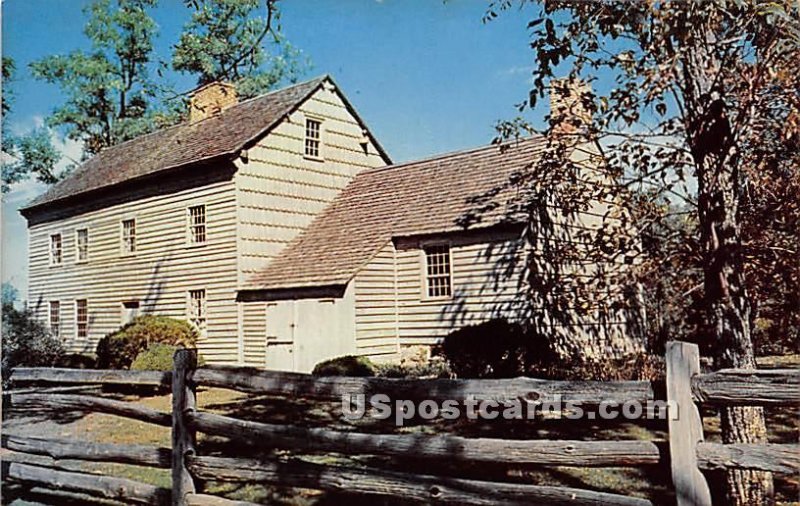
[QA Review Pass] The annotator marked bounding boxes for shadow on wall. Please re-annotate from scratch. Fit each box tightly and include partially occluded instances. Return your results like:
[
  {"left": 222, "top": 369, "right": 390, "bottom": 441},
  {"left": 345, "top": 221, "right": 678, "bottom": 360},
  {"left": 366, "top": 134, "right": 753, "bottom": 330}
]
[{"left": 439, "top": 140, "right": 646, "bottom": 364}]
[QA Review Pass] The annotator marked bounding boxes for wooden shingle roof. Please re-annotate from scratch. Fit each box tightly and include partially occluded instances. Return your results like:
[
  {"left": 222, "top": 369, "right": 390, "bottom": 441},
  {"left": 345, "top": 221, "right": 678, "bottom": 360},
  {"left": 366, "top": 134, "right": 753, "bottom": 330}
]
[
  {"left": 246, "top": 137, "right": 546, "bottom": 291},
  {"left": 22, "top": 75, "right": 388, "bottom": 214}
]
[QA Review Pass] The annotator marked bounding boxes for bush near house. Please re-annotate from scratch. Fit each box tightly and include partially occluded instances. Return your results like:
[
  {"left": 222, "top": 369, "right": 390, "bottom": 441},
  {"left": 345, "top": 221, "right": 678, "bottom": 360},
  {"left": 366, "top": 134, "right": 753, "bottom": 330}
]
[
  {"left": 440, "top": 319, "right": 536, "bottom": 378},
  {"left": 312, "top": 355, "right": 376, "bottom": 377},
  {"left": 2, "top": 303, "right": 64, "bottom": 387},
  {"left": 440, "top": 318, "right": 664, "bottom": 381},
  {"left": 131, "top": 343, "right": 180, "bottom": 372},
  {"left": 96, "top": 315, "right": 198, "bottom": 370}
]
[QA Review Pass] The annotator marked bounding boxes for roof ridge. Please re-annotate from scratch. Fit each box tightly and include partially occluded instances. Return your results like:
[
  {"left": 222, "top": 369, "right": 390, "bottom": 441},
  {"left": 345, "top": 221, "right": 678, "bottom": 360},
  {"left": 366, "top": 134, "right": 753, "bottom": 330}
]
[
  {"left": 362, "top": 136, "right": 543, "bottom": 175},
  {"left": 79, "top": 75, "right": 330, "bottom": 158}
]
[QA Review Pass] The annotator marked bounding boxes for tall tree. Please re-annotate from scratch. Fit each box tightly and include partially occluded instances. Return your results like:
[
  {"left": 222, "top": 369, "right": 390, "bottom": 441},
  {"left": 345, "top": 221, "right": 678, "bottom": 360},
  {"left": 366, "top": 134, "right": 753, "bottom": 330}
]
[
  {"left": 173, "top": 0, "right": 306, "bottom": 98},
  {"left": 1, "top": 57, "right": 64, "bottom": 192},
  {"left": 30, "top": 0, "right": 168, "bottom": 158},
  {"left": 486, "top": 1, "right": 799, "bottom": 503}
]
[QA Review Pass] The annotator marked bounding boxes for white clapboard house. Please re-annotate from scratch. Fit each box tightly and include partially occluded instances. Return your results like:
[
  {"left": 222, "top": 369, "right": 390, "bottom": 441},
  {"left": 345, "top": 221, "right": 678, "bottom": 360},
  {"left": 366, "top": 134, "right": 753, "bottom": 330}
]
[{"left": 22, "top": 76, "right": 642, "bottom": 371}]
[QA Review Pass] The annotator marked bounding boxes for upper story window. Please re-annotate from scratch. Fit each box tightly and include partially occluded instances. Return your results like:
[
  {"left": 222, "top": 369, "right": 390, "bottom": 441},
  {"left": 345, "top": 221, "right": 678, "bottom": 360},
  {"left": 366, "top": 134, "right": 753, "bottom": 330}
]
[
  {"left": 188, "top": 289, "right": 207, "bottom": 335},
  {"left": 49, "top": 233, "right": 63, "bottom": 265},
  {"left": 187, "top": 205, "right": 207, "bottom": 245},
  {"left": 76, "top": 228, "right": 89, "bottom": 262},
  {"left": 423, "top": 245, "right": 452, "bottom": 298},
  {"left": 304, "top": 118, "right": 322, "bottom": 158},
  {"left": 121, "top": 219, "right": 136, "bottom": 254},
  {"left": 76, "top": 299, "right": 88, "bottom": 339},
  {"left": 49, "top": 301, "right": 60, "bottom": 338}
]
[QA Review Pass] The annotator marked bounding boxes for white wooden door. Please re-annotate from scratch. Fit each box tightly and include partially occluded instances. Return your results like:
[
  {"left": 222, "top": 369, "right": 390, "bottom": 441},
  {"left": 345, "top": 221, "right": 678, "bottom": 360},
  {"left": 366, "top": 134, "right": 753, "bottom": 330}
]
[{"left": 265, "top": 302, "right": 295, "bottom": 371}]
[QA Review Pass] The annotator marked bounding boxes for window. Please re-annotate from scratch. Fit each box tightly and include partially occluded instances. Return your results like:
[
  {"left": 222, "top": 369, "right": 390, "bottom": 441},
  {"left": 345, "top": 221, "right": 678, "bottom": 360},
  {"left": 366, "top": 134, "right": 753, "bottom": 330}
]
[
  {"left": 49, "top": 301, "right": 60, "bottom": 338},
  {"left": 187, "top": 205, "right": 206, "bottom": 245},
  {"left": 121, "top": 219, "right": 136, "bottom": 254},
  {"left": 424, "top": 245, "right": 452, "bottom": 298},
  {"left": 188, "top": 289, "right": 207, "bottom": 334},
  {"left": 304, "top": 118, "right": 322, "bottom": 158},
  {"left": 121, "top": 300, "right": 140, "bottom": 326},
  {"left": 50, "top": 233, "right": 62, "bottom": 265},
  {"left": 76, "top": 299, "right": 88, "bottom": 339},
  {"left": 76, "top": 228, "right": 89, "bottom": 262}
]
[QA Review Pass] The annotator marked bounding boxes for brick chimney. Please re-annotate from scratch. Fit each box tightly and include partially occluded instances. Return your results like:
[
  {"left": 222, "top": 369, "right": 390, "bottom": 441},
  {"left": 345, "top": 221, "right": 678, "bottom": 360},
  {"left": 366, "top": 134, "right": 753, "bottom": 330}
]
[
  {"left": 550, "top": 78, "right": 592, "bottom": 135},
  {"left": 189, "top": 82, "right": 238, "bottom": 123}
]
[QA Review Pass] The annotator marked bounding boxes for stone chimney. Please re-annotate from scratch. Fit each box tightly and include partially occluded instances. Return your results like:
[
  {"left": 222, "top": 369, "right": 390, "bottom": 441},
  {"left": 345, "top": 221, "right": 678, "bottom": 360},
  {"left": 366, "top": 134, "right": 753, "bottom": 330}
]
[
  {"left": 550, "top": 78, "right": 592, "bottom": 135},
  {"left": 189, "top": 82, "right": 238, "bottom": 123}
]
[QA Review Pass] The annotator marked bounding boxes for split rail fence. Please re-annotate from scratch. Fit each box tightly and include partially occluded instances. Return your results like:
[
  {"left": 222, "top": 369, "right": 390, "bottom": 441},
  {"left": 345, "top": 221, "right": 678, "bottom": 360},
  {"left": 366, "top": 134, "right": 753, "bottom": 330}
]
[{"left": 2, "top": 341, "right": 798, "bottom": 505}]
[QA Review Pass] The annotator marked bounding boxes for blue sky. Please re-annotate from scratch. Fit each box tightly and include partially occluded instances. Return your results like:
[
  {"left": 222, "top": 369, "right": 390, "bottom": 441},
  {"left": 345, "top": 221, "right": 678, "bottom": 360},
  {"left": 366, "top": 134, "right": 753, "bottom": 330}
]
[{"left": 1, "top": 0, "right": 545, "bottom": 299}]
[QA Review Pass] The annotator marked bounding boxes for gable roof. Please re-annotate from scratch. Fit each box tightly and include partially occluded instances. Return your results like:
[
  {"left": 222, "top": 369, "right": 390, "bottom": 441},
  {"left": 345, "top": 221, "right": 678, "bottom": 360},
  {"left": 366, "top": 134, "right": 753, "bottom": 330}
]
[
  {"left": 21, "top": 75, "right": 390, "bottom": 214},
  {"left": 245, "top": 137, "right": 547, "bottom": 291}
]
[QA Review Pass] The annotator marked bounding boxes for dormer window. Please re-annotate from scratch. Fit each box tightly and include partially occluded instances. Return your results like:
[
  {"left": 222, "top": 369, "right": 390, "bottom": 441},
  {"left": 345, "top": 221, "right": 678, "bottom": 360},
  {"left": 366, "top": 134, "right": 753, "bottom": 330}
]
[{"left": 304, "top": 118, "right": 322, "bottom": 159}]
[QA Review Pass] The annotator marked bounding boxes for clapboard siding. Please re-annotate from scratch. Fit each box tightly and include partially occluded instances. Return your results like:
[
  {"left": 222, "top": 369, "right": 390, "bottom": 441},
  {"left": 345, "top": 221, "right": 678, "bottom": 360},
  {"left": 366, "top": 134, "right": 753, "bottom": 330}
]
[
  {"left": 241, "top": 301, "right": 267, "bottom": 366},
  {"left": 353, "top": 241, "right": 399, "bottom": 359},
  {"left": 235, "top": 86, "right": 387, "bottom": 284},
  {"left": 352, "top": 233, "right": 530, "bottom": 358},
  {"left": 27, "top": 176, "right": 239, "bottom": 363}
]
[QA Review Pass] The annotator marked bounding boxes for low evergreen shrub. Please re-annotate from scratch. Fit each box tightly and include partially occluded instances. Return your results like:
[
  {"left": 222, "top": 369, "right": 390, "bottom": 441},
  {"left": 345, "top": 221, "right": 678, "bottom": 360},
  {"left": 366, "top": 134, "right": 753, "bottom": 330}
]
[
  {"left": 96, "top": 315, "right": 198, "bottom": 369},
  {"left": 312, "top": 355, "right": 375, "bottom": 377}
]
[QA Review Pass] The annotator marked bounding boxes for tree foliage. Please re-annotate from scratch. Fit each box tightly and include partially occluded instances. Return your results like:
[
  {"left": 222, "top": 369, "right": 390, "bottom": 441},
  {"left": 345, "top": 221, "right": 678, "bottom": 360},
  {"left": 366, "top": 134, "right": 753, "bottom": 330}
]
[
  {"left": 30, "top": 0, "right": 171, "bottom": 158},
  {"left": 173, "top": 0, "right": 306, "bottom": 98},
  {"left": 2, "top": 302, "right": 65, "bottom": 388},
  {"left": 485, "top": 1, "right": 799, "bottom": 503}
]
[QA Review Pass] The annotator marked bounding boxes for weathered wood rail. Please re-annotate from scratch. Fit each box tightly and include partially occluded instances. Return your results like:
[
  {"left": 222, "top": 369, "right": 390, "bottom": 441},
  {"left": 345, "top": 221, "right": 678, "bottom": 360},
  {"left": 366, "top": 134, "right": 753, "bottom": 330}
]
[{"left": 3, "top": 341, "right": 798, "bottom": 505}]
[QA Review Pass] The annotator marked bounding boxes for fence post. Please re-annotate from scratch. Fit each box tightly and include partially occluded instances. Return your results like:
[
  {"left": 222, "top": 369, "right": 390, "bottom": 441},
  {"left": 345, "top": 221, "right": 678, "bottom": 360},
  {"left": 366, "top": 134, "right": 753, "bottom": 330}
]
[
  {"left": 172, "top": 349, "right": 197, "bottom": 506},
  {"left": 665, "top": 341, "right": 712, "bottom": 506}
]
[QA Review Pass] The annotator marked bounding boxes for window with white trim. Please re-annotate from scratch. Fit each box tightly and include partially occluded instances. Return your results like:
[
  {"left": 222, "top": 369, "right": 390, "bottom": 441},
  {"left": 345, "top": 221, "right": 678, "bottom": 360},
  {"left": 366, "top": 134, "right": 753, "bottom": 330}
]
[
  {"left": 49, "top": 301, "right": 60, "bottom": 338},
  {"left": 121, "top": 219, "right": 136, "bottom": 254},
  {"left": 76, "top": 299, "right": 88, "bottom": 339},
  {"left": 76, "top": 228, "right": 89, "bottom": 262},
  {"left": 304, "top": 118, "right": 321, "bottom": 158},
  {"left": 187, "top": 205, "right": 206, "bottom": 245},
  {"left": 50, "top": 233, "right": 63, "bottom": 265},
  {"left": 423, "top": 245, "right": 452, "bottom": 298},
  {"left": 187, "top": 289, "right": 207, "bottom": 334}
]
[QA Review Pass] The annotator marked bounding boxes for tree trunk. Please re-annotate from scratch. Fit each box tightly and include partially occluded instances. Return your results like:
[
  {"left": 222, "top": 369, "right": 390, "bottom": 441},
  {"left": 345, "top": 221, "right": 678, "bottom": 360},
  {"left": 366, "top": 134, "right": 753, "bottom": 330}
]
[{"left": 697, "top": 138, "right": 774, "bottom": 505}]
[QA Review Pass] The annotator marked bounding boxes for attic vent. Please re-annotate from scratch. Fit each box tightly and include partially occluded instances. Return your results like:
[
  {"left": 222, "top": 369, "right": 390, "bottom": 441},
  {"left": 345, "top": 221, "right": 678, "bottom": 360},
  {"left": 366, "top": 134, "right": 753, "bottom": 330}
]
[{"left": 190, "top": 82, "right": 238, "bottom": 123}]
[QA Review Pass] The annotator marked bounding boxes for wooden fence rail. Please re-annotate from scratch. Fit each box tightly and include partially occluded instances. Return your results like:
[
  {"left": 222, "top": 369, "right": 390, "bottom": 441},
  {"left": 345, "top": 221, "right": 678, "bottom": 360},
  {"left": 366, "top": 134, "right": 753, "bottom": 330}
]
[{"left": 3, "top": 341, "right": 798, "bottom": 506}]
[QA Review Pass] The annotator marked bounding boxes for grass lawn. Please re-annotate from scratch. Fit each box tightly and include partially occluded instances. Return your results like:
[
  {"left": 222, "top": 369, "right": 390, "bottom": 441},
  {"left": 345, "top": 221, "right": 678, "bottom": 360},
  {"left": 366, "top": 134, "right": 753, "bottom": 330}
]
[{"left": 3, "top": 358, "right": 798, "bottom": 505}]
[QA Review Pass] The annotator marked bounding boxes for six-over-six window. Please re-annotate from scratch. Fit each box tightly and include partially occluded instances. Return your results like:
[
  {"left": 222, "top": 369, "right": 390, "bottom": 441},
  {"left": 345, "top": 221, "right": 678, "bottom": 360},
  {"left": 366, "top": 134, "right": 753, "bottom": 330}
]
[
  {"left": 188, "top": 205, "right": 207, "bottom": 244},
  {"left": 76, "top": 228, "right": 89, "bottom": 262},
  {"left": 424, "top": 244, "right": 452, "bottom": 298},
  {"left": 121, "top": 219, "right": 136, "bottom": 254},
  {"left": 76, "top": 299, "right": 89, "bottom": 339},
  {"left": 304, "top": 118, "right": 322, "bottom": 158},
  {"left": 188, "top": 289, "right": 207, "bottom": 334},
  {"left": 49, "top": 233, "right": 62, "bottom": 265},
  {"left": 49, "top": 301, "right": 60, "bottom": 338}
]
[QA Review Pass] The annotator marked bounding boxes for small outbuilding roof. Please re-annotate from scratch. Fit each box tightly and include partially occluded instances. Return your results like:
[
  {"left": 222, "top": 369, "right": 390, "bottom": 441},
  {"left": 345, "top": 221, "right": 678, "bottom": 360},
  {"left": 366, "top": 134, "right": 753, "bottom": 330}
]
[
  {"left": 21, "top": 75, "right": 389, "bottom": 214},
  {"left": 245, "top": 137, "right": 546, "bottom": 291}
]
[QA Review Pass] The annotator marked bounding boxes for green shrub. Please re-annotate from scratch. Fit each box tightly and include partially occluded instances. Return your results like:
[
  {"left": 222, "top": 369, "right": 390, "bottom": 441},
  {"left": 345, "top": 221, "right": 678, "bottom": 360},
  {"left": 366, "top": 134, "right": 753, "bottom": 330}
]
[
  {"left": 2, "top": 303, "right": 64, "bottom": 387},
  {"left": 440, "top": 319, "right": 538, "bottom": 378},
  {"left": 375, "top": 360, "right": 453, "bottom": 379},
  {"left": 55, "top": 353, "right": 97, "bottom": 369},
  {"left": 131, "top": 343, "right": 179, "bottom": 371},
  {"left": 96, "top": 315, "right": 198, "bottom": 370},
  {"left": 312, "top": 355, "right": 375, "bottom": 377}
]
